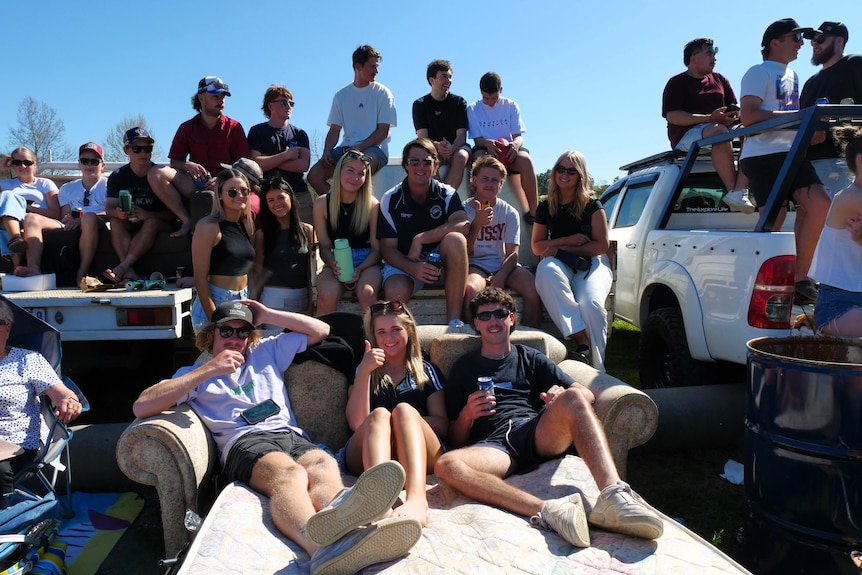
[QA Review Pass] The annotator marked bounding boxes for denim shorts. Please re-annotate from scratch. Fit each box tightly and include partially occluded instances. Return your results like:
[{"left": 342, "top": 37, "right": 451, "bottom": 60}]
[{"left": 814, "top": 284, "right": 862, "bottom": 331}]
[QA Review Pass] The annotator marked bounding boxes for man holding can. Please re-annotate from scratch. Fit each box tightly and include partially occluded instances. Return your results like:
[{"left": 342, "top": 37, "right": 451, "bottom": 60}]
[
  {"left": 435, "top": 287, "right": 664, "bottom": 548},
  {"left": 377, "top": 138, "right": 469, "bottom": 330}
]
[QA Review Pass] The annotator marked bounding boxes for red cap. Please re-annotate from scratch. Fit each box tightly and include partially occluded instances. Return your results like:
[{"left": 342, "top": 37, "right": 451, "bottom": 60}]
[{"left": 79, "top": 142, "right": 104, "bottom": 160}]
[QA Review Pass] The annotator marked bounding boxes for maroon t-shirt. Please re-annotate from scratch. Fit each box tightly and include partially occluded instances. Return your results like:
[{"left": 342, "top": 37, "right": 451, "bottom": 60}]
[
  {"left": 662, "top": 71, "right": 737, "bottom": 148},
  {"left": 168, "top": 114, "right": 250, "bottom": 176}
]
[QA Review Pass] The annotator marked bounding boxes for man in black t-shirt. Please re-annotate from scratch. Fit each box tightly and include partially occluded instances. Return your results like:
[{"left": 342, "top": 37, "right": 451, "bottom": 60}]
[
  {"left": 800, "top": 21, "right": 862, "bottom": 192},
  {"left": 412, "top": 60, "right": 470, "bottom": 190},
  {"left": 377, "top": 138, "right": 469, "bottom": 329},
  {"left": 435, "top": 288, "right": 663, "bottom": 548}
]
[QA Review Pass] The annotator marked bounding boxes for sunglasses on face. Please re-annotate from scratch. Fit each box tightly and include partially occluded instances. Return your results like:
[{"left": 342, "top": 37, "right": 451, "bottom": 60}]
[
  {"left": 272, "top": 98, "right": 295, "bottom": 107},
  {"left": 223, "top": 187, "right": 250, "bottom": 198},
  {"left": 406, "top": 157, "right": 434, "bottom": 167},
  {"left": 812, "top": 34, "right": 830, "bottom": 44},
  {"left": 11, "top": 159, "right": 35, "bottom": 167},
  {"left": 780, "top": 32, "right": 803, "bottom": 42},
  {"left": 130, "top": 145, "right": 154, "bottom": 154},
  {"left": 475, "top": 309, "right": 511, "bottom": 321},
  {"left": 370, "top": 300, "right": 405, "bottom": 316},
  {"left": 555, "top": 166, "right": 578, "bottom": 175},
  {"left": 79, "top": 157, "right": 101, "bottom": 166},
  {"left": 345, "top": 149, "right": 372, "bottom": 164},
  {"left": 703, "top": 45, "right": 719, "bottom": 55},
  {"left": 0, "top": 319, "right": 9, "bottom": 326},
  {"left": 218, "top": 325, "right": 254, "bottom": 339}
]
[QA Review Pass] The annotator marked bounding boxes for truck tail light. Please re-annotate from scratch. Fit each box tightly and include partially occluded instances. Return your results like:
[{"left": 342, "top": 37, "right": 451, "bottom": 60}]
[
  {"left": 116, "top": 307, "right": 174, "bottom": 327},
  {"left": 748, "top": 256, "right": 795, "bottom": 329}
]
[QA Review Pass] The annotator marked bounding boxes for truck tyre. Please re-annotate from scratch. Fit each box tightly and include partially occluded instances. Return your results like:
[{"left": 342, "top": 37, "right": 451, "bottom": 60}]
[{"left": 639, "top": 308, "right": 714, "bottom": 388}]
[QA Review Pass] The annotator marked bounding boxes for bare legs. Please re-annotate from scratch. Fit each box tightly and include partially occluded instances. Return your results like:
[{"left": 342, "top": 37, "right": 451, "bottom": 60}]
[
  {"left": 17, "top": 213, "right": 62, "bottom": 276},
  {"left": 147, "top": 166, "right": 194, "bottom": 237},
  {"left": 109, "top": 217, "right": 171, "bottom": 280},
  {"left": 792, "top": 184, "right": 831, "bottom": 281},
  {"left": 316, "top": 266, "right": 382, "bottom": 315}
]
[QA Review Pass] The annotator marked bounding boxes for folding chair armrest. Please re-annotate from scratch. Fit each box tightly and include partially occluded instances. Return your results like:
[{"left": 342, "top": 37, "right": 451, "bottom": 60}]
[{"left": 117, "top": 403, "right": 217, "bottom": 558}]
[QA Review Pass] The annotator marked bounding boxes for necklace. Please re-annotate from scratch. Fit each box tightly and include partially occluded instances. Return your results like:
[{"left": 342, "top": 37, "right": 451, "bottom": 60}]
[{"left": 341, "top": 202, "right": 355, "bottom": 218}]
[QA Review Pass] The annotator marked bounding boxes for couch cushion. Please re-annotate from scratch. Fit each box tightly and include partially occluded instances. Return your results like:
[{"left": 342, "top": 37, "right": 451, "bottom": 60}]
[{"left": 285, "top": 361, "right": 350, "bottom": 451}]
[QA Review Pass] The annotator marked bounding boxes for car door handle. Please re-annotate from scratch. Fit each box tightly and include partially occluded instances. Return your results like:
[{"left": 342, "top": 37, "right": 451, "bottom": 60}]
[{"left": 626, "top": 243, "right": 637, "bottom": 249}]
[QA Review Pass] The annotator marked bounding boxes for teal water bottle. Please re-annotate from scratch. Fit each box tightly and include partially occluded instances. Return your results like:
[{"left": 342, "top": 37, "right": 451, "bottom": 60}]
[{"left": 333, "top": 238, "right": 355, "bottom": 283}]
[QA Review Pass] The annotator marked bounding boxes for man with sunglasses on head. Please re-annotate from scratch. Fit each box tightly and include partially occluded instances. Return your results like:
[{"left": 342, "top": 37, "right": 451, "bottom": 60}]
[
  {"left": 435, "top": 287, "right": 663, "bottom": 549},
  {"left": 12, "top": 142, "right": 108, "bottom": 282},
  {"left": 104, "top": 128, "right": 181, "bottom": 284},
  {"left": 133, "top": 300, "right": 421, "bottom": 575},
  {"left": 662, "top": 38, "right": 750, "bottom": 210},
  {"left": 248, "top": 84, "right": 312, "bottom": 223},
  {"left": 307, "top": 45, "right": 397, "bottom": 196},
  {"left": 150, "top": 76, "right": 256, "bottom": 233},
  {"left": 377, "top": 138, "right": 470, "bottom": 331},
  {"left": 800, "top": 22, "right": 862, "bottom": 193},
  {"left": 739, "top": 18, "right": 831, "bottom": 305}
]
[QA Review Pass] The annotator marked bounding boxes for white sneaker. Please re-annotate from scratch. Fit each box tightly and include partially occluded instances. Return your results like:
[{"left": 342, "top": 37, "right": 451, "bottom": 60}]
[
  {"left": 531, "top": 493, "right": 590, "bottom": 548},
  {"left": 589, "top": 481, "right": 664, "bottom": 540},
  {"left": 447, "top": 318, "right": 465, "bottom": 333},
  {"left": 722, "top": 190, "right": 756, "bottom": 214}
]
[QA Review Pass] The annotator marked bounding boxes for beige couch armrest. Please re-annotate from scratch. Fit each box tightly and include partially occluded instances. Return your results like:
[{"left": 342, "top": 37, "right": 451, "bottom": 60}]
[
  {"left": 116, "top": 403, "right": 217, "bottom": 558},
  {"left": 558, "top": 360, "right": 658, "bottom": 479}
]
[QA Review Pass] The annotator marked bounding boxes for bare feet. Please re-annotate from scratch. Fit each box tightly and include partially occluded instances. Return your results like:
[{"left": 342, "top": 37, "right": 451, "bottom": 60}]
[
  {"left": 170, "top": 221, "right": 191, "bottom": 238},
  {"left": 391, "top": 499, "right": 429, "bottom": 527},
  {"left": 13, "top": 266, "right": 41, "bottom": 277}
]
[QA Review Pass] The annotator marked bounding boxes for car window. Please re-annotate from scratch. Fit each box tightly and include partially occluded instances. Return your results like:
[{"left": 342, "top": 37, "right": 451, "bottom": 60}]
[
  {"left": 598, "top": 187, "right": 620, "bottom": 224},
  {"left": 615, "top": 181, "right": 655, "bottom": 228}
]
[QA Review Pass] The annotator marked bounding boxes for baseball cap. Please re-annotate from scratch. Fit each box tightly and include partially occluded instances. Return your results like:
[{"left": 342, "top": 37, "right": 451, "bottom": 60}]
[
  {"left": 804, "top": 22, "right": 849, "bottom": 41},
  {"left": 123, "top": 127, "right": 154, "bottom": 146},
  {"left": 211, "top": 301, "right": 254, "bottom": 326},
  {"left": 761, "top": 18, "right": 813, "bottom": 47},
  {"left": 220, "top": 158, "right": 264, "bottom": 186},
  {"left": 198, "top": 76, "right": 231, "bottom": 96},
  {"left": 79, "top": 142, "right": 103, "bottom": 159}
]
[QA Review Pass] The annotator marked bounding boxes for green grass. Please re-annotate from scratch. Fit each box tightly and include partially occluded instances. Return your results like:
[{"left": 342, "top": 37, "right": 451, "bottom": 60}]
[{"left": 604, "top": 319, "right": 641, "bottom": 387}]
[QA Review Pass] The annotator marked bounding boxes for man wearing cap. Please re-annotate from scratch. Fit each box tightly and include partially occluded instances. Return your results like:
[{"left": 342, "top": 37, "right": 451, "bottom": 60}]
[
  {"left": 739, "top": 18, "right": 831, "bottom": 305},
  {"left": 662, "top": 38, "right": 749, "bottom": 208},
  {"left": 248, "top": 84, "right": 312, "bottom": 222},
  {"left": 133, "top": 300, "right": 421, "bottom": 574},
  {"left": 307, "top": 46, "right": 397, "bottom": 196},
  {"left": 800, "top": 21, "right": 862, "bottom": 192},
  {"left": 14, "top": 142, "right": 108, "bottom": 282},
  {"left": 104, "top": 128, "right": 181, "bottom": 283},
  {"left": 150, "top": 76, "right": 255, "bottom": 231}
]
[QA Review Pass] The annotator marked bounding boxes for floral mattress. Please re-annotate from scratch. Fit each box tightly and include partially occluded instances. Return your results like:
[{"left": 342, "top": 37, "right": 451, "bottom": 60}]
[{"left": 177, "top": 455, "right": 751, "bottom": 574}]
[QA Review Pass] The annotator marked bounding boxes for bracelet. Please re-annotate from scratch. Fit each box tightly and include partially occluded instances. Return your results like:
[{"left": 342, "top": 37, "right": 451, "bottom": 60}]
[{"left": 64, "top": 396, "right": 79, "bottom": 403}]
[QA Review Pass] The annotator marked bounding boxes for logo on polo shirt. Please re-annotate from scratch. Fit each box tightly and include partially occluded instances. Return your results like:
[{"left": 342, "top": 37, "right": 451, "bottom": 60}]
[{"left": 430, "top": 205, "right": 443, "bottom": 219}]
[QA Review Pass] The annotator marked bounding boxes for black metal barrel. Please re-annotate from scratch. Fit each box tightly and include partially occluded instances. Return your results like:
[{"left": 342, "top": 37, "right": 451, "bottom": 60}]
[{"left": 744, "top": 336, "right": 862, "bottom": 575}]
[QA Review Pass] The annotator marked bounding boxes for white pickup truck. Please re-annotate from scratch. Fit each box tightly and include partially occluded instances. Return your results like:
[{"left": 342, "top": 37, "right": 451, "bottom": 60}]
[{"left": 601, "top": 104, "right": 859, "bottom": 388}]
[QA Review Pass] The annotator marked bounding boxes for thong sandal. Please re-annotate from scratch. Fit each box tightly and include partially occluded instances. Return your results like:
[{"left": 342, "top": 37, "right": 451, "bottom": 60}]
[
  {"left": 7, "top": 233, "right": 27, "bottom": 253},
  {"left": 102, "top": 268, "right": 122, "bottom": 286}
]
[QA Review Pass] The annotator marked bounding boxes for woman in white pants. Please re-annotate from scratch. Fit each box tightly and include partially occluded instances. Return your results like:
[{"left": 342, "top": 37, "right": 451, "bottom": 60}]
[{"left": 532, "top": 151, "right": 612, "bottom": 371}]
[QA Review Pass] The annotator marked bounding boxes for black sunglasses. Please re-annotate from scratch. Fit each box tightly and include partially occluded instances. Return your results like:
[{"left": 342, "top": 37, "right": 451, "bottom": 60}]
[
  {"left": 812, "top": 34, "right": 830, "bottom": 44},
  {"left": 555, "top": 166, "right": 578, "bottom": 175},
  {"left": 218, "top": 325, "right": 254, "bottom": 339},
  {"left": 130, "top": 145, "right": 154, "bottom": 154},
  {"left": 406, "top": 157, "right": 434, "bottom": 167},
  {"left": 79, "top": 157, "right": 101, "bottom": 166},
  {"left": 0, "top": 319, "right": 9, "bottom": 326},
  {"left": 11, "top": 159, "right": 35, "bottom": 167},
  {"left": 345, "top": 149, "right": 372, "bottom": 164},
  {"left": 475, "top": 309, "right": 511, "bottom": 321},
  {"left": 272, "top": 98, "right": 295, "bottom": 107},
  {"left": 223, "top": 187, "right": 250, "bottom": 198},
  {"left": 83, "top": 188, "right": 91, "bottom": 207},
  {"left": 370, "top": 301, "right": 405, "bottom": 316}
]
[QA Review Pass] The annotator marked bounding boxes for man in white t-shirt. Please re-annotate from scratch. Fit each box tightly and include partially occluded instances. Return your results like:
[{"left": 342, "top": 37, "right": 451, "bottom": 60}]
[
  {"left": 467, "top": 72, "right": 538, "bottom": 224},
  {"left": 738, "top": 18, "right": 832, "bottom": 305},
  {"left": 133, "top": 301, "right": 420, "bottom": 574},
  {"left": 463, "top": 156, "right": 540, "bottom": 327},
  {"left": 307, "top": 45, "right": 397, "bottom": 196}
]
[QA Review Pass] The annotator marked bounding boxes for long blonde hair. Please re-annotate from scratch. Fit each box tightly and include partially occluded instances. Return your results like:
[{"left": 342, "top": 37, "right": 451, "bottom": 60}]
[
  {"left": 328, "top": 153, "right": 373, "bottom": 237},
  {"left": 210, "top": 168, "right": 255, "bottom": 234},
  {"left": 363, "top": 302, "right": 428, "bottom": 394},
  {"left": 547, "top": 150, "right": 593, "bottom": 220}
]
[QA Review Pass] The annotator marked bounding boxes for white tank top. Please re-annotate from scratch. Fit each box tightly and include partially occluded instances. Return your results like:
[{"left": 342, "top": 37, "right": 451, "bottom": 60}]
[{"left": 809, "top": 225, "right": 862, "bottom": 292}]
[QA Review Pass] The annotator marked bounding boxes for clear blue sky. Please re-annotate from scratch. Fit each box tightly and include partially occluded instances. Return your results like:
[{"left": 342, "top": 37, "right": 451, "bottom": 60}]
[{"left": 2, "top": 1, "right": 858, "bottom": 184}]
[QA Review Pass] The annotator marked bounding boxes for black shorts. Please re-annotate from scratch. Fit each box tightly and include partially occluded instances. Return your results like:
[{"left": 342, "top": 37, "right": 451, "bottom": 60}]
[
  {"left": 740, "top": 152, "right": 822, "bottom": 207},
  {"left": 475, "top": 414, "right": 561, "bottom": 473},
  {"left": 222, "top": 430, "right": 319, "bottom": 485}
]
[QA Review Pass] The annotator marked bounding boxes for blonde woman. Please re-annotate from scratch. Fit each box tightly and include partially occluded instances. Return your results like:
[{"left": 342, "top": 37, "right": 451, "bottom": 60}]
[
  {"left": 313, "top": 150, "right": 382, "bottom": 314},
  {"left": 531, "top": 151, "right": 612, "bottom": 371},
  {"left": 344, "top": 300, "right": 446, "bottom": 526},
  {"left": 191, "top": 168, "right": 255, "bottom": 332}
]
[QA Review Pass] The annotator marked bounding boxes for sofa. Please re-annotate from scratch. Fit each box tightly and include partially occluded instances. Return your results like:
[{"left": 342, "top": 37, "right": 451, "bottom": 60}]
[{"left": 116, "top": 326, "right": 659, "bottom": 561}]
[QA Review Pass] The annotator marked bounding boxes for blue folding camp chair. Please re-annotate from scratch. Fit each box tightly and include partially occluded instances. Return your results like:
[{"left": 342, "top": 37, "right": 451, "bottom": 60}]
[{"left": 0, "top": 296, "right": 88, "bottom": 574}]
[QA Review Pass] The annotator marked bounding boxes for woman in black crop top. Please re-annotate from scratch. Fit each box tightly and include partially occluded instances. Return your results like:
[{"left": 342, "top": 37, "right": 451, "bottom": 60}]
[
  {"left": 531, "top": 151, "right": 613, "bottom": 372},
  {"left": 190, "top": 169, "right": 256, "bottom": 332},
  {"left": 250, "top": 177, "right": 314, "bottom": 318},
  {"left": 313, "top": 151, "right": 382, "bottom": 314}
]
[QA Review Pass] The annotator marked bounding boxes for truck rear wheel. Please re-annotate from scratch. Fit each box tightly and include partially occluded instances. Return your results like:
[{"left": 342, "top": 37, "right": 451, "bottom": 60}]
[{"left": 639, "top": 308, "right": 714, "bottom": 388}]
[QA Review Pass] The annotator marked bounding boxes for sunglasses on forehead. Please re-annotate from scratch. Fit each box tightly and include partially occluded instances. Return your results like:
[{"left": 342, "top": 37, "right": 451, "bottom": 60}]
[
  {"left": 345, "top": 149, "right": 372, "bottom": 164},
  {"left": 218, "top": 325, "right": 254, "bottom": 339},
  {"left": 370, "top": 301, "right": 405, "bottom": 316}
]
